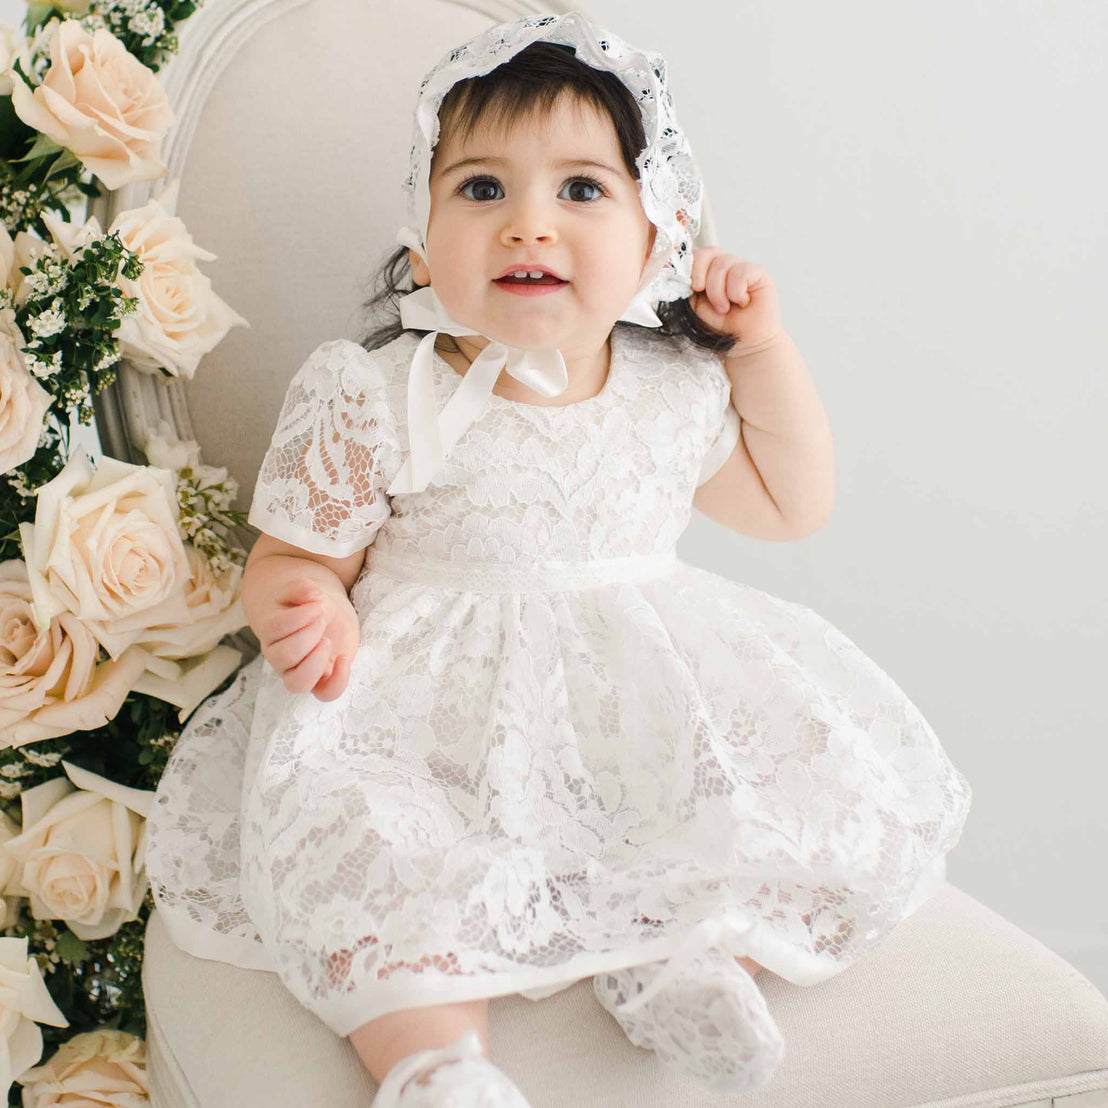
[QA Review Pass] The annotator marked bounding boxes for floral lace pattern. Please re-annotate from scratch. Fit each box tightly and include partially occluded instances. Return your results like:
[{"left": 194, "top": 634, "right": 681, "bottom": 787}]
[
  {"left": 146, "top": 324, "right": 972, "bottom": 1037},
  {"left": 245, "top": 339, "right": 401, "bottom": 558}
]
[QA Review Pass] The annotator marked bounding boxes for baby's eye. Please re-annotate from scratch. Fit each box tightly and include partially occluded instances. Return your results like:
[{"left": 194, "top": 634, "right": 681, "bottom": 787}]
[
  {"left": 559, "top": 177, "right": 605, "bottom": 202},
  {"left": 458, "top": 176, "right": 503, "bottom": 202}
]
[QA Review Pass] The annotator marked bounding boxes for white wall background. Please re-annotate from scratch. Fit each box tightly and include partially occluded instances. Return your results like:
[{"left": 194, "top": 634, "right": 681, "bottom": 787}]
[{"left": 3, "top": 0, "right": 1104, "bottom": 996}]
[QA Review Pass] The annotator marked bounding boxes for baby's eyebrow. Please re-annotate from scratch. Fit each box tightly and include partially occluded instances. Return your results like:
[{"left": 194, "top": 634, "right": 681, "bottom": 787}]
[{"left": 437, "top": 155, "right": 624, "bottom": 177}]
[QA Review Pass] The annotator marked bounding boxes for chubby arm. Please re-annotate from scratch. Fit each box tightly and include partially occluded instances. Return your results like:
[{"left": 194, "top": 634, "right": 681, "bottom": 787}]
[
  {"left": 693, "top": 332, "right": 835, "bottom": 540},
  {"left": 240, "top": 533, "right": 367, "bottom": 700},
  {"left": 243, "top": 532, "right": 367, "bottom": 600},
  {"left": 686, "top": 248, "right": 835, "bottom": 541}
]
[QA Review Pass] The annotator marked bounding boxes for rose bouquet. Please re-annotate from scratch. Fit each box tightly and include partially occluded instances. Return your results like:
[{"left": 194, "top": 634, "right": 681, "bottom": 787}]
[{"left": 0, "top": 3, "right": 249, "bottom": 1102}]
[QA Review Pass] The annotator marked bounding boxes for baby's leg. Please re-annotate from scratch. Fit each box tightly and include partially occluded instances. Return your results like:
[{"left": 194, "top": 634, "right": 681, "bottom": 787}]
[{"left": 348, "top": 998, "right": 490, "bottom": 1088}]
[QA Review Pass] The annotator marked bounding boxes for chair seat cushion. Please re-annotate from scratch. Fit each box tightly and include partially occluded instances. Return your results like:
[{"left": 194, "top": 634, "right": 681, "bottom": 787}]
[{"left": 141, "top": 883, "right": 1108, "bottom": 1107}]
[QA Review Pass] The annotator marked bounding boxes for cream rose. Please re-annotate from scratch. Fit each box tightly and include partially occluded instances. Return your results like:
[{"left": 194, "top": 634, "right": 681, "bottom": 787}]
[
  {"left": 0, "top": 313, "right": 53, "bottom": 476},
  {"left": 2, "top": 760, "right": 153, "bottom": 940},
  {"left": 134, "top": 543, "right": 245, "bottom": 657},
  {"left": 0, "top": 935, "right": 69, "bottom": 1094},
  {"left": 1, "top": 809, "right": 24, "bottom": 926},
  {"left": 1, "top": 799, "right": 23, "bottom": 889},
  {"left": 42, "top": 180, "right": 248, "bottom": 380},
  {"left": 130, "top": 641, "right": 243, "bottom": 724},
  {"left": 7, "top": 20, "right": 174, "bottom": 191},
  {"left": 0, "top": 23, "right": 18, "bottom": 96},
  {"left": 17, "top": 445, "right": 193, "bottom": 661},
  {"left": 0, "top": 560, "right": 148, "bottom": 750},
  {"left": 137, "top": 421, "right": 247, "bottom": 658},
  {"left": 143, "top": 420, "right": 241, "bottom": 502},
  {"left": 16, "top": 1028, "right": 148, "bottom": 1107},
  {"left": 129, "top": 541, "right": 245, "bottom": 723},
  {"left": 0, "top": 220, "right": 12, "bottom": 287},
  {"left": 142, "top": 419, "right": 206, "bottom": 474}
]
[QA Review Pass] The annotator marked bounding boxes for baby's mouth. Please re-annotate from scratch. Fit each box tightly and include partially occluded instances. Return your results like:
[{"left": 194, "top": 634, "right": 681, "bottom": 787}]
[{"left": 494, "top": 273, "right": 568, "bottom": 286}]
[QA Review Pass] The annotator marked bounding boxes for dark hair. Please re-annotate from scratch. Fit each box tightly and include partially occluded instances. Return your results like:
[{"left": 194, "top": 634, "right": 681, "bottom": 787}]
[{"left": 358, "top": 40, "right": 736, "bottom": 356}]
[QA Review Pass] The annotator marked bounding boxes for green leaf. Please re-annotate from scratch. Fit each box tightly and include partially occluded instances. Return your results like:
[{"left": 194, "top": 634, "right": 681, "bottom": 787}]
[
  {"left": 25, "top": 4, "right": 58, "bottom": 34},
  {"left": 53, "top": 929, "right": 87, "bottom": 963},
  {"left": 12, "top": 132, "right": 65, "bottom": 164},
  {"left": 43, "top": 148, "right": 82, "bottom": 181}
]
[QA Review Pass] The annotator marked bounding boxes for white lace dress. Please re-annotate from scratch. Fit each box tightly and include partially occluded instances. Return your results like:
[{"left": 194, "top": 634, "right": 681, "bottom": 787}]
[{"left": 145, "top": 323, "right": 972, "bottom": 1037}]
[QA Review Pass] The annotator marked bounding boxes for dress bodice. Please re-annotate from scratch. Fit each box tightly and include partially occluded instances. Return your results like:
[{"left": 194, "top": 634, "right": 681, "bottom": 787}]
[{"left": 247, "top": 323, "right": 741, "bottom": 574}]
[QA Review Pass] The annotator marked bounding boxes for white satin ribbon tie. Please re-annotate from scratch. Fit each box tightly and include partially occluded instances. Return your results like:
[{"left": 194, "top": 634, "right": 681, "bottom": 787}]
[
  {"left": 385, "top": 280, "right": 664, "bottom": 496},
  {"left": 385, "top": 286, "right": 569, "bottom": 495}
]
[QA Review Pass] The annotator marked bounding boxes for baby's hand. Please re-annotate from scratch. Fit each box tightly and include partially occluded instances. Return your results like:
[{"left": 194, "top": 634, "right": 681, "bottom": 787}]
[
  {"left": 689, "top": 247, "right": 782, "bottom": 347},
  {"left": 255, "top": 579, "right": 361, "bottom": 701}
]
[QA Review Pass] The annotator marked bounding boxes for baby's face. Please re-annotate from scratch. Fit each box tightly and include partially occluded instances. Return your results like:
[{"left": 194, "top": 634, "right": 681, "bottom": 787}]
[{"left": 412, "top": 92, "right": 657, "bottom": 353}]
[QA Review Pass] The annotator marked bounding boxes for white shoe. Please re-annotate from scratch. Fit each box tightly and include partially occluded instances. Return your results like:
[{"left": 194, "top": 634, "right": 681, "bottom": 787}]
[
  {"left": 593, "top": 947, "right": 786, "bottom": 1092},
  {"left": 372, "top": 1029, "right": 533, "bottom": 1107}
]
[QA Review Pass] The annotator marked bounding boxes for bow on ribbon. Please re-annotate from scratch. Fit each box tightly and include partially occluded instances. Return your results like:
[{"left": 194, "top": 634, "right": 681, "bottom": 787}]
[{"left": 384, "top": 283, "right": 664, "bottom": 496}]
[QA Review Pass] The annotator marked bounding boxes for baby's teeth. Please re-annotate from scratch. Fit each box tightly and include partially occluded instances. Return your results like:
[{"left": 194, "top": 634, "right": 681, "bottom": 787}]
[
  {"left": 512, "top": 270, "right": 528, "bottom": 278},
  {"left": 528, "top": 270, "right": 544, "bottom": 278}
]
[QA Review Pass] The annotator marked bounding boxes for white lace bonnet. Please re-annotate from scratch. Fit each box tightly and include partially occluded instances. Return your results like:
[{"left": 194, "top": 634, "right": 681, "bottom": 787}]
[{"left": 386, "top": 10, "right": 704, "bottom": 495}]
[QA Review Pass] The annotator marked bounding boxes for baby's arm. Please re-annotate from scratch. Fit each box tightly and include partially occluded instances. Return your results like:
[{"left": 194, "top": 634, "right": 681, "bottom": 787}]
[{"left": 241, "top": 533, "right": 366, "bottom": 701}]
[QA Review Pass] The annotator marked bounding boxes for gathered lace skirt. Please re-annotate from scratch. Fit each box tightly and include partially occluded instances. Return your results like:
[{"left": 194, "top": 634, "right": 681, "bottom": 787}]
[{"left": 146, "top": 548, "right": 971, "bottom": 1036}]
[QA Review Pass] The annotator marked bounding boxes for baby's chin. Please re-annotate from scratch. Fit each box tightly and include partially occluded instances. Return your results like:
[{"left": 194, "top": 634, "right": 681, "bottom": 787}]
[
  {"left": 456, "top": 310, "right": 577, "bottom": 351},
  {"left": 435, "top": 292, "right": 624, "bottom": 351}
]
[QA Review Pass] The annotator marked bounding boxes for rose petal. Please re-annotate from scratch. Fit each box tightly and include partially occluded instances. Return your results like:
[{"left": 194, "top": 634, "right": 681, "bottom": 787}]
[
  {"left": 1, "top": 644, "right": 147, "bottom": 748},
  {"left": 61, "top": 759, "right": 153, "bottom": 821}
]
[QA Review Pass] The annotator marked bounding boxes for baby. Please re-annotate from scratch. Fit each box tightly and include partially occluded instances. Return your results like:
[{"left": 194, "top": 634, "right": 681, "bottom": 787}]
[
  {"left": 199, "top": 11, "right": 969, "bottom": 1108},
  {"left": 243, "top": 38, "right": 813, "bottom": 1107}
]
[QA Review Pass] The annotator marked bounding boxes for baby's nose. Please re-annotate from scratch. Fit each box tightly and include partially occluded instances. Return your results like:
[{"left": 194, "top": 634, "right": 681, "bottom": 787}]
[
  {"left": 499, "top": 211, "right": 557, "bottom": 246},
  {"left": 501, "top": 229, "right": 557, "bottom": 246}
]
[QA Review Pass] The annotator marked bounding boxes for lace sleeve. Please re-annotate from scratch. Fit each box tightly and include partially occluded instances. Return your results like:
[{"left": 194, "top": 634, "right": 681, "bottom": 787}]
[
  {"left": 247, "top": 339, "right": 400, "bottom": 558},
  {"left": 695, "top": 352, "right": 741, "bottom": 487}
]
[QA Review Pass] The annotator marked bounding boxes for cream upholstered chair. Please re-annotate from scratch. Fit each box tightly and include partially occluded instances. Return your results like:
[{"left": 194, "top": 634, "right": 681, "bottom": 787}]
[{"left": 88, "top": 1, "right": 1108, "bottom": 1104}]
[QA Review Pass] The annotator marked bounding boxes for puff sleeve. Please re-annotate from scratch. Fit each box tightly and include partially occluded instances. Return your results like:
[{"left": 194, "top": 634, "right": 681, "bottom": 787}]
[
  {"left": 695, "top": 352, "right": 742, "bottom": 487},
  {"left": 247, "top": 339, "right": 400, "bottom": 558}
]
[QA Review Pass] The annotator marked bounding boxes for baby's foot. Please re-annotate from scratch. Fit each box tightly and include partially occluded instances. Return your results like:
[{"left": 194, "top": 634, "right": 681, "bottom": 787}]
[
  {"left": 593, "top": 948, "right": 785, "bottom": 1092},
  {"left": 372, "top": 1029, "right": 533, "bottom": 1107}
]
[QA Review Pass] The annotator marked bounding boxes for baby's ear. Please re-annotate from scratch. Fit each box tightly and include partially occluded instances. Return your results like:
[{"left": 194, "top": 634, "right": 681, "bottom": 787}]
[{"left": 408, "top": 248, "right": 431, "bottom": 287}]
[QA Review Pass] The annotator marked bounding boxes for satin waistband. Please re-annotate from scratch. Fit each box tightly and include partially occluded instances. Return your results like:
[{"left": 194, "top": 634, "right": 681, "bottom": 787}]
[{"left": 367, "top": 548, "right": 680, "bottom": 592}]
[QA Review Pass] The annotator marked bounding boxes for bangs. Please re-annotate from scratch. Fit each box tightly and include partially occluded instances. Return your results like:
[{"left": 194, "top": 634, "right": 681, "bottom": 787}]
[{"left": 434, "top": 41, "right": 646, "bottom": 179}]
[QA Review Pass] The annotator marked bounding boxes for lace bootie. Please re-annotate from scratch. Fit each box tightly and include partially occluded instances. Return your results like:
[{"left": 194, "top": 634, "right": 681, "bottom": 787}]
[
  {"left": 593, "top": 946, "right": 786, "bottom": 1092},
  {"left": 371, "top": 1028, "right": 533, "bottom": 1107}
]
